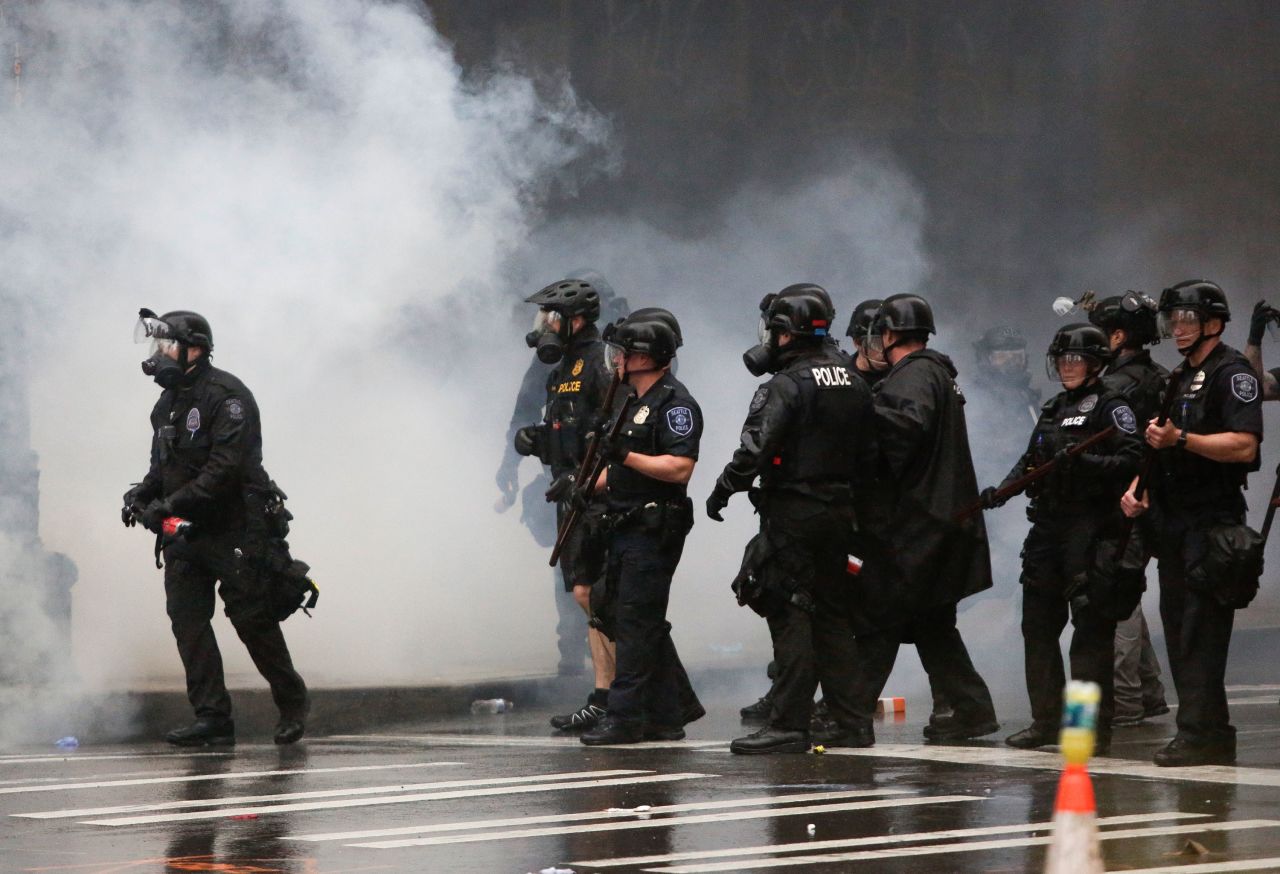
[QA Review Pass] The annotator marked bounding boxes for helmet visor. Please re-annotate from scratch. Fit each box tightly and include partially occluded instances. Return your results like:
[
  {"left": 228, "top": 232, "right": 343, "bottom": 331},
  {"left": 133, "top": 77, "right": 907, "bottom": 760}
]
[
  {"left": 987, "top": 348, "right": 1027, "bottom": 375},
  {"left": 602, "top": 340, "right": 628, "bottom": 376},
  {"left": 1157, "top": 307, "right": 1201, "bottom": 339},
  {"left": 134, "top": 315, "right": 172, "bottom": 344},
  {"left": 862, "top": 326, "right": 889, "bottom": 370},
  {"left": 1046, "top": 351, "right": 1098, "bottom": 382}
]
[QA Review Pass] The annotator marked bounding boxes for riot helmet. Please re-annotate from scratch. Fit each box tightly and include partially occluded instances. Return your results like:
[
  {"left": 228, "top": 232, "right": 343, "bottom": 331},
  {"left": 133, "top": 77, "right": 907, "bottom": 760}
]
[
  {"left": 973, "top": 325, "right": 1028, "bottom": 378},
  {"left": 865, "top": 293, "right": 934, "bottom": 363},
  {"left": 602, "top": 308, "right": 680, "bottom": 377},
  {"left": 1088, "top": 291, "right": 1160, "bottom": 349},
  {"left": 1045, "top": 323, "right": 1109, "bottom": 387},
  {"left": 845, "top": 298, "right": 883, "bottom": 341},
  {"left": 1157, "top": 279, "right": 1229, "bottom": 356},
  {"left": 524, "top": 278, "right": 602, "bottom": 363},
  {"left": 743, "top": 284, "right": 835, "bottom": 376},
  {"left": 134, "top": 308, "right": 213, "bottom": 388}
]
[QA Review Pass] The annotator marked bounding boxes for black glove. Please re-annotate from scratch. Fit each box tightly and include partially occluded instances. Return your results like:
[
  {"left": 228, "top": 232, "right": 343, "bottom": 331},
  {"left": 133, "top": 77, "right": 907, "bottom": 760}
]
[
  {"left": 706, "top": 488, "right": 730, "bottom": 521},
  {"left": 978, "top": 486, "right": 1007, "bottom": 510},
  {"left": 545, "top": 473, "right": 579, "bottom": 505},
  {"left": 1051, "top": 446, "right": 1076, "bottom": 474},
  {"left": 513, "top": 425, "right": 543, "bottom": 458},
  {"left": 121, "top": 484, "right": 149, "bottom": 528},
  {"left": 1249, "top": 300, "right": 1280, "bottom": 346},
  {"left": 139, "top": 499, "right": 172, "bottom": 534},
  {"left": 598, "top": 432, "right": 629, "bottom": 465}
]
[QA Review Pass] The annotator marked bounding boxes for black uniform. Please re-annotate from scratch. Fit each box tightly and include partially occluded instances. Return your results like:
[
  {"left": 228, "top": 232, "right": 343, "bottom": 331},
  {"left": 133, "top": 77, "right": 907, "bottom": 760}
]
[
  {"left": 1003, "top": 382, "right": 1143, "bottom": 739},
  {"left": 1151, "top": 344, "right": 1262, "bottom": 749},
  {"left": 1104, "top": 350, "right": 1169, "bottom": 424},
  {"left": 602, "top": 372, "right": 702, "bottom": 730},
  {"left": 134, "top": 360, "right": 307, "bottom": 725},
  {"left": 714, "top": 345, "right": 876, "bottom": 733},
  {"left": 855, "top": 349, "right": 998, "bottom": 732}
]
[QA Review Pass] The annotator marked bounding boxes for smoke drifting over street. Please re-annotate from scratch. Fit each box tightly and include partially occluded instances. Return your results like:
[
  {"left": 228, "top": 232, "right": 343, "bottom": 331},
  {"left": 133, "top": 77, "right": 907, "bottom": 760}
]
[{"left": 3, "top": 0, "right": 1280, "bottom": 735}]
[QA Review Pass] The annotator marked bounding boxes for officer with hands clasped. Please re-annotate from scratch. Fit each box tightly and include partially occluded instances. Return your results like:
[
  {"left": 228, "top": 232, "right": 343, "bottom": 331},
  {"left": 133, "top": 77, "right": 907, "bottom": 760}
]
[
  {"left": 1088, "top": 293, "right": 1171, "bottom": 727},
  {"left": 123, "top": 310, "right": 308, "bottom": 746},
  {"left": 516, "top": 278, "right": 618, "bottom": 732},
  {"left": 1122, "top": 280, "right": 1263, "bottom": 766},
  {"left": 707, "top": 285, "right": 877, "bottom": 754},
  {"left": 578, "top": 309, "right": 704, "bottom": 745},
  {"left": 986, "top": 324, "right": 1144, "bottom": 754}
]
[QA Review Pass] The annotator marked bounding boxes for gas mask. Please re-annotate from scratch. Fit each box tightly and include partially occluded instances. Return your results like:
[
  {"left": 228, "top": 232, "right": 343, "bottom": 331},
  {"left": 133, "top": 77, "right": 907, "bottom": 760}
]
[
  {"left": 527, "top": 309, "right": 569, "bottom": 364},
  {"left": 141, "top": 346, "right": 186, "bottom": 388},
  {"left": 135, "top": 309, "right": 188, "bottom": 388},
  {"left": 743, "top": 316, "right": 780, "bottom": 376}
]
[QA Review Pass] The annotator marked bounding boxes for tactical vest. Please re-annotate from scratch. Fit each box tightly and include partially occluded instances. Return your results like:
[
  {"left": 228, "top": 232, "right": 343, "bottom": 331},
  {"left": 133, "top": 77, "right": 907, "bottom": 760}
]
[
  {"left": 760, "top": 354, "right": 865, "bottom": 489},
  {"left": 608, "top": 380, "right": 689, "bottom": 507},
  {"left": 1158, "top": 346, "right": 1260, "bottom": 502},
  {"left": 1102, "top": 351, "right": 1168, "bottom": 423},
  {"left": 1024, "top": 381, "right": 1128, "bottom": 510},
  {"left": 543, "top": 332, "right": 606, "bottom": 474}
]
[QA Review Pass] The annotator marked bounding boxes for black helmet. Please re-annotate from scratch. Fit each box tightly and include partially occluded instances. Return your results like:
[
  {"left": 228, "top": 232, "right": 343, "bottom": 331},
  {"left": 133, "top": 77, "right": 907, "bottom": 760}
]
[
  {"left": 873, "top": 293, "right": 935, "bottom": 337},
  {"left": 1158, "top": 280, "right": 1230, "bottom": 323},
  {"left": 845, "top": 298, "right": 883, "bottom": 340},
  {"left": 1088, "top": 291, "right": 1160, "bottom": 347},
  {"left": 525, "top": 278, "right": 601, "bottom": 322},
  {"left": 759, "top": 283, "right": 835, "bottom": 341},
  {"left": 603, "top": 308, "right": 680, "bottom": 365},
  {"left": 144, "top": 309, "right": 213, "bottom": 350},
  {"left": 973, "top": 325, "right": 1026, "bottom": 355},
  {"left": 1046, "top": 323, "right": 1109, "bottom": 380}
]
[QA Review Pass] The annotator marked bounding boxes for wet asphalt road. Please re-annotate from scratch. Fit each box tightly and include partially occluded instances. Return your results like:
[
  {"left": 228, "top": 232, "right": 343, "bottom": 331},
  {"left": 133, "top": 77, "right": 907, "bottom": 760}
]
[{"left": 3, "top": 688, "right": 1280, "bottom": 874}]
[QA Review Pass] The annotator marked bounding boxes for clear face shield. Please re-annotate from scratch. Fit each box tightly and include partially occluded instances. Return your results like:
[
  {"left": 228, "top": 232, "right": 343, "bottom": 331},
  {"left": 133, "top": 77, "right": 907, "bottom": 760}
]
[
  {"left": 134, "top": 312, "right": 178, "bottom": 360},
  {"left": 1158, "top": 307, "right": 1202, "bottom": 341},
  {"left": 602, "top": 339, "right": 628, "bottom": 377},
  {"left": 1046, "top": 351, "right": 1097, "bottom": 387},
  {"left": 987, "top": 348, "right": 1027, "bottom": 376},
  {"left": 861, "top": 326, "right": 889, "bottom": 370}
]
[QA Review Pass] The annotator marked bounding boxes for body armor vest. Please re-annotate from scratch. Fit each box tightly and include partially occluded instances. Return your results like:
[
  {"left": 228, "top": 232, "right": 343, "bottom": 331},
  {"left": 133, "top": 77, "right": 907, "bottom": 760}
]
[{"left": 760, "top": 352, "right": 864, "bottom": 489}]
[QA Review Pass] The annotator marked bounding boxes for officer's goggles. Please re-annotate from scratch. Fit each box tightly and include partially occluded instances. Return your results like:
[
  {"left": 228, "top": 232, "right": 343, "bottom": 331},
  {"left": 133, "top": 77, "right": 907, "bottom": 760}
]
[
  {"left": 1157, "top": 307, "right": 1201, "bottom": 339},
  {"left": 1046, "top": 351, "right": 1100, "bottom": 381}
]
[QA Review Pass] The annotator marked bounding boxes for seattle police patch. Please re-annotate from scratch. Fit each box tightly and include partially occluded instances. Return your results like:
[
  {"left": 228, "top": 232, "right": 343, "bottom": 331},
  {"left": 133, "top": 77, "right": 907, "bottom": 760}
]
[
  {"left": 1111, "top": 405, "right": 1138, "bottom": 434},
  {"left": 666, "top": 406, "right": 694, "bottom": 436},
  {"left": 226, "top": 399, "right": 245, "bottom": 421},
  {"left": 749, "top": 386, "right": 770, "bottom": 413},
  {"left": 1078, "top": 394, "right": 1098, "bottom": 413},
  {"left": 185, "top": 407, "right": 201, "bottom": 436},
  {"left": 1232, "top": 372, "right": 1259, "bottom": 403}
]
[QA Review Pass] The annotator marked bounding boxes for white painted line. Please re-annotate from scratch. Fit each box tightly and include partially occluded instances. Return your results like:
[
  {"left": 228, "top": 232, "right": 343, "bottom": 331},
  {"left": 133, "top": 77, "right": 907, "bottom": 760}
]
[
  {"left": 1226, "top": 684, "right": 1280, "bottom": 692},
  {"left": 1226, "top": 697, "right": 1280, "bottom": 706},
  {"left": 644, "top": 820, "right": 1280, "bottom": 872},
  {"left": 285, "top": 789, "right": 914, "bottom": 843},
  {"left": 0, "top": 760, "right": 465, "bottom": 796},
  {"left": 1120, "top": 858, "right": 1280, "bottom": 873},
  {"left": 16, "top": 768, "right": 646, "bottom": 819},
  {"left": 83, "top": 772, "right": 711, "bottom": 826},
  {"left": 323, "top": 733, "right": 725, "bottom": 750},
  {"left": 822, "top": 743, "right": 1280, "bottom": 788},
  {"left": 351, "top": 795, "right": 982, "bottom": 849},
  {"left": 0, "top": 752, "right": 232, "bottom": 765},
  {"left": 574, "top": 812, "right": 1212, "bottom": 868}
]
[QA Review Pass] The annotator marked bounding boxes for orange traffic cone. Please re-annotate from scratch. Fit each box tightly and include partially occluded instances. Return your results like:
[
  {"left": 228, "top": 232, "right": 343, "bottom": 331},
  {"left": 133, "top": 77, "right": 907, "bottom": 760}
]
[{"left": 1043, "top": 761, "right": 1104, "bottom": 872}]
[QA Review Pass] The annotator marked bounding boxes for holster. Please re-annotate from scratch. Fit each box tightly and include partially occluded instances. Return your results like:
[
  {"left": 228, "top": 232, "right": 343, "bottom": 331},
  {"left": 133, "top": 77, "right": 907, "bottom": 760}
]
[
  {"left": 241, "top": 479, "right": 318, "bottom": 622},
  {"left": 1071, "top": 528, "right": 1147, "bottom": 622},
  {"left": 730, "top": 528, "right": 815, "bottom": 618},
  {"left": 1188, "top": 523, "right": 1264, "bottom": 610}
]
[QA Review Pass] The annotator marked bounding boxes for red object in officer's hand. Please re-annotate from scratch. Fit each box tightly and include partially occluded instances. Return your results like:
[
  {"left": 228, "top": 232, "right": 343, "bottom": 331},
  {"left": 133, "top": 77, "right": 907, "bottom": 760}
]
[{"left": 162, "top": 517, "right": 193, "bottom": 537}]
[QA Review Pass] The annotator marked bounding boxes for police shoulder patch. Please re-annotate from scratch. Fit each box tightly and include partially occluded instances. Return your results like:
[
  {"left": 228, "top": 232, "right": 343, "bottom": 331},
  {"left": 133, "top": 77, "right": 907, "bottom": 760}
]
[
  {"left": 1111, "top": 404, "right": 1138, "bottom": 434},
  {"left": 1078, "top": 394, "right": 1098, "bottom": 413},
  {"left": 749, "top": 386, "right": 770, "bottom": 413},
  {"left": 225, "top": 398, "right": 245, "bottom": 421},
  {"left": 666, "top": 406, "right": 694, "bottom": 436},
  {"left": 185, "top": 407, "right": 201, "bottom": 435},
  {"left": 1232, "top": 372, "right": 1259, "bottom": 403}
]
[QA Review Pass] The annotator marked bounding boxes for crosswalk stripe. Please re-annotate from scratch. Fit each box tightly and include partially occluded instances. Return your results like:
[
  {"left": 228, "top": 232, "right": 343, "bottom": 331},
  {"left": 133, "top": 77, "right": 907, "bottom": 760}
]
[
  {"left": 14, "top": 769, "right": 647, "bottom": 819},
  {"left": 1118, "top": 858, "right": 1280, "bottom": 873},
  {"left": 0, "top": 752, "right": 231, "bottom": 765},
  {"left": 285, "top": 789, "right": 914, "bottom": 843},
  {"left": 644, "top": 819, "right": 1280, "bottom": 872},
  {"left": 572, "top": 811, "right": 1212, "bottom": 867},
  {"left": 0, "top": 760, "right": 465, "bottom": 795},
  {"left": 324, "top": 733, "right": 724, "bottom": 750},
  {"left": 350, "top": 795, "right": 982, "bottom": 849},
  {"left": 82, "top": 772, "right": 712, "bottom": 826}
]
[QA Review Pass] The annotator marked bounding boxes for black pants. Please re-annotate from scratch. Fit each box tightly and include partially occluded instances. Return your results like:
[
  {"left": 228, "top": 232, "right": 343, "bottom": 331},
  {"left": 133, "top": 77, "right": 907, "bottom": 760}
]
[
  {"left": 854, "top": 603, "right": 996, "bottom": 728},
  {"left": 758, "top": 495, "right": 861, "bottom": 733},
  {"left": 1153, "top": 502, "right": 1240, "bottom": 745},
  {"left": 605, "top": 525, "right": 699, "bottom": 729},
  {"left": 1019, "top": 515, "right": 1117, "bottom": 738},
  {"left": 163, "top": 531, "right": 308, "bottom": 723}
]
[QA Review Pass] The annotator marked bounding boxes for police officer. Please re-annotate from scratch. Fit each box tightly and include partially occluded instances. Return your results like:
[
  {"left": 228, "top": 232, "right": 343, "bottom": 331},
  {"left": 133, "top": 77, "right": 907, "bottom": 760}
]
[
  {"left": 496, "top": 270, "right": 627, "bottom": 679},
  {"left": 1089, "top": 293, "right": 1171, "bottom": 727},
  {"left": 1123, "top": 280, "right": 1262, "bottom": 766},
  {"left": 846, "top": 298, "right": 889, "bottom": 386},
  {"left": 579, "top": 309, "right": 704, "bottom": 745},
  {"left": 967, "top": 326, "right": 1041, "bottom": 490},
  {"left": 1243, "top": 298, "right": 1280, "bottom": 399},
  {"left": 706, "top": 285, "right": 876, "bottom": 753},
  {"left": 123, "top": 310, "right": 308, "bottom": 746},
  {"left": 853, "top": 293, "right": 1000, "bottom": 742},
  {"left": 987, "top": 324, "right": 1143, "bottom": 752},
  {"left": 515, "top": 278, "right": 618, "bottom": 731}
]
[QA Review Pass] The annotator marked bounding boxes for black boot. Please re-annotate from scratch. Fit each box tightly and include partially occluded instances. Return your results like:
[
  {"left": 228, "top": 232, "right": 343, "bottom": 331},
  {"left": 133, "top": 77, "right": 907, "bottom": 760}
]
[
  {"left": 580, "top": 718, "right": 645, "bottom": 746},
  {"left": 1154, "top": 735, "right": 1236, "bottom": 767},
  {"left": 816, "top": 724, "right": 875, "bottom": 749},
  {"left": 166, "top": 717, "right": 235, "bottom": 747},
  {"left": 550, "top": 689, "right": 608, "bottom": 731},
  {"left": 923, "top": 713, "right": 1000, "bottom": 742},
  {"left": 730, "top": 726, "right": 811, "bottom": 755},
  {"left": 1005, "top": 723, "right": 1057, "bottom": 749},
  {"left": 274, "top": 719, "right": 305, "bottom": 745},
  {"left": 739, "top": 695, "right": 773, "bottom": 722}
]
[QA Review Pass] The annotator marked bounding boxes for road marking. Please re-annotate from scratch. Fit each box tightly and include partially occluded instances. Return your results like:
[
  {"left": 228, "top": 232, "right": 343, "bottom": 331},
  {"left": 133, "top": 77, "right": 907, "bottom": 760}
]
[
  {"left": 1226, "top": 684, "right": 1280, "bottom": 692},
  {"left": 822, "top": 743, "right": 1280, "bottom": 787},
  {"left": 1226, "top": 697, "right": 1280, "bottom": 706},
  {"left": 573, "top": 812, "right": 1212, "bottom": 867},
  {"left": 285, "top": 789, "right": 914, "bottom": 842},
  {"left": 1121, "top": 858, "right": 1280, "bottom": 873},
  {"left": 14, "top": 769, "right": 658, "bottom": 819},
  {"left": 644, "top": 820, "right": 1280, "bottom": 872},
  {"left": 82, "top": 772, "right": 712, "bottom": 826},
  {"left": 0, "top": 760, "right": 465, "bottom": 796},
  {"left": 0, "top": 752, "right": 232, "bottom": 765},
  {"left": 324, "top": 733, "right": 724, "bottom": 750},
  {"left": 350, "top": 795, "right": 982, "bottom": 849}
]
